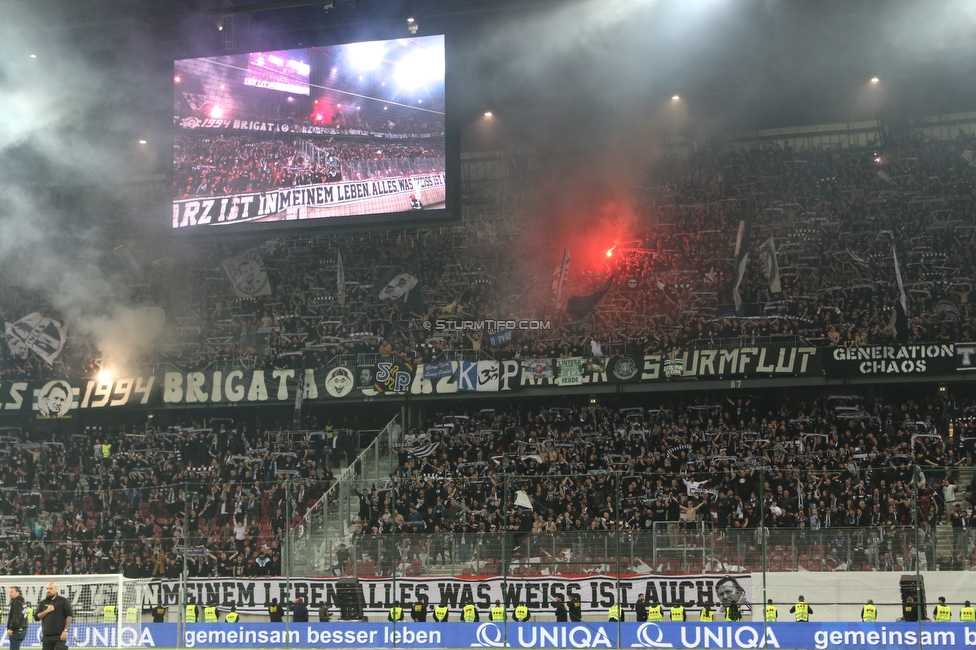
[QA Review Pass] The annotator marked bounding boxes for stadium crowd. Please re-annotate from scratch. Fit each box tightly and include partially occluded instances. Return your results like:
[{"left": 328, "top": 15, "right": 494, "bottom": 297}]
[
  {"left": 0, "top": 392, "right": 973, "bottom": 576},
  {"left": 0, "top": 423, "right": 360, "bottom": 577},
  {"left": 6, "top": 132, "right": 976, "bottom": 384},
  {"left": 347, "top": 393, "right": 976, "bottom": 576},
  {"left": 173, "top": 135, "right": 445, "bottom": 199}
]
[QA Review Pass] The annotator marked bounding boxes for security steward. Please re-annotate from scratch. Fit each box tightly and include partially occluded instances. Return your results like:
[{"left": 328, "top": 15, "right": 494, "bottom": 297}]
[
  {"left": 268, "top": 598, "right": 283, "bottom": 623},
  {"left": 699, "top": 605, "right": 714, "bottom": 622},
  {"left": 462, "top": 600, "right": 479, "bottom": 622},
  {"left": 670, "top": 604, "right": 685, "bottom": 622},
  {"left": 790, "top": 596, "right": 811, "bottom": 622},
  {"left": 204, "top": 602, "right": 218, "bottom": 623},
  {"left": 934, "top": 597, "right": 951, "bottom": 622},
  {"left": 433, "top": 601, "right": 449, "bottom": 622},
  {"left": 514, "top": 602, "right": 530, "bottom": 622},
  {"left": 765, "top": 599, "right": 778, "bottom": 622},
  {"left": 103, "top": 605, "right": 117, "bottom": 624},
  {"left": 568, "top": 596, "right": 582, "bottom": 622},
  {"left": 125, "top": 607, "right": 138, "bottom": 624},
  {"left": 647, "top": 602, "right": 664, "bottom": 622},
  {"left": 411, "top": 599, "right": 428, "bottom": 622},
  {"left": 185, "top": 603, "right": 199, "bottom": 624},
  {"left": 388, "top": 602, "right": 404, "bottom": 622},
  {"left": 608, "top": 604, "right": 623, "bottom": 623},
  {"left": 225, "top": 607, "right": 239, "bottom": 623},
  {"left": 490, "top": 601, "right": 506, "bottom": 622},
  {"left": 861, "top": 600, "right": 877, "bottom": 622},
  {"left": 152, "top": 602, "right": 166, "bottom": 623},
  {"left": 961, "top": 601, "right": 975, "bottom": 623},
  {"left": 35, "top": 582, "right": 72, "bottom": 650}
]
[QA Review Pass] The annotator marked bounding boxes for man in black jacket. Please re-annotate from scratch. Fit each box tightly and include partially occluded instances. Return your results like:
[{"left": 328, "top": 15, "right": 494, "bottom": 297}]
[
  {"left": 634, "top": 594, "right": 648, "bottom": 622},
  {"left": 552, "top": 596, "right": 568, "bottom": 622},
  {"left": 7, "top": 586, "right": 27, "bottom": 650},
  {"left": 35, "top": 582, "right": 72, "bottom": 650},
  {"left": 291, "top": 598, "right": 309, "bottom": 623}
]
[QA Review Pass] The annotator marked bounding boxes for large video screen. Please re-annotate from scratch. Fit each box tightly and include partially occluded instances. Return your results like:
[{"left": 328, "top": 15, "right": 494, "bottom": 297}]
[{"left": 172, "top": 35, "right": 447, "bottom": 232}]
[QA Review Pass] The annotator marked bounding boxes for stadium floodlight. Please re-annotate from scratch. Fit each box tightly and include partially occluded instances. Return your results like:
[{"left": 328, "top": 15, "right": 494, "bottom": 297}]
[
  {"left": 347, "top": 40, "right": 386, "bottom": 71},
  {"left": 484, "top": 111, "right": 493, "bottom": 117},
  {"left": 672, "top": 94, "right": 680, "bottom": 100},
  {"left": 30, "top": 54, "right": 37, "bottom": 58},
  {"left": 870, "top": 76, "right": 880, "bottom": 83},
  {"left": 395, "top": 45, "right": 444, "bottom": 90}
]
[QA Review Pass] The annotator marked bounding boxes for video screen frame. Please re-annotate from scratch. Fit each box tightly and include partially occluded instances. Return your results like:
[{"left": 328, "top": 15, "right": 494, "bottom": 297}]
[{"left": 171, "top": 34, "right": 456, "bottom": 235}]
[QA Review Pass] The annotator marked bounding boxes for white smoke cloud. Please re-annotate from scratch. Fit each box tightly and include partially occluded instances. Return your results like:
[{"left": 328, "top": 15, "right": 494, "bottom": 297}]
[{"left": 0, "top": 2, "right": 166, "bottom": 373}]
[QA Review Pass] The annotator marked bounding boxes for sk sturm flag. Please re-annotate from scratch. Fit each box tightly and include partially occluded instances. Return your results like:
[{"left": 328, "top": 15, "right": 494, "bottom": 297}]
[
  {"left": 522, "top": 359, "right": 554, "bottom": 380},
  {"left": 489, "top": 330, "right": 513, "bottom": 347},
  {"left": 406, "top": 440, "right": 439, "bottom": 458},
  {"left": 374, "top": 260, "right": 425, "bottom": 312},
  {"left": 759, "top": 237, "right": 781, "bottom": 294},
  {"left": 223, "top": 251, "right": 273, "bottom": 299},
  {"left": 6, "top": 313, "right": 67, "bottom": 364}
]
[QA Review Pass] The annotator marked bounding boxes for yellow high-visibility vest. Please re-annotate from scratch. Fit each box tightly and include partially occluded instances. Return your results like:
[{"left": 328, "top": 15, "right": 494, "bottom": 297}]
[
  {"left": 935, "top": 605, "right": 951, "bottom": 622},
  {"left": 103, "top": 606, "right": 117, "bottom": 623},
  {"left": 434, "top": 606, "right": 449, "bottom": 621},
  {"left": 185, "top": 605, "right": 197, "bottom": 623},
  {"left": 226, "top": 612, "right": 239, "bottom": 623},
  {"left": 960, "top": 607, "right": 975, "bottom": 622},
  {"left": 794, "top": 602, "right": 809, "bottom": 622},
  {"left": 765, "top": 605, "right": 778, "bottom": 622},
  {"left": 101, "top": 444, "right": 111, "bottom": 458},
  {"left": 862, "top": 604, "right": 877, "bottom": 622},
  {"left": 490, "top": 607, "right": 505, "bottom": 622},
  {"left": 515, "top": 606, "right": 528, "bottom": 621},
  {"left": 389, "top": 607, "right": 403, "bottom": 621},
  {"left": 204, "top": 606, "right": 218, "bottom": 623},
  {"left": 608, "top": 605, "right": 621, "bottom": 621},
  {"left": 700, "top": 609, "right": 714, "bottom": 622},
  {"left": 670, "top": 606, "right": 685, "bottom": 621},
  {"left": 25, "top": 608, "right": 33, "bottom": 623},
  {"left": 462, "top": 604, "right": 476, "bottom": 622},
  {"left": 125, "top": 607, "right": 138, "bottom": 623},
  {"left": 647, "top": 605, "right": 663, "bottom": 622}
]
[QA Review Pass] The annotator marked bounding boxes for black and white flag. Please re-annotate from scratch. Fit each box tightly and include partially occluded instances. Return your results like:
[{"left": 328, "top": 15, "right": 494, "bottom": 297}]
[
  {"left": 222, "top": 251, "right": 272, "bottom": 299},
  {"left": 406, "top": 440, "right": 439, "bottom": 458},
  {"left": 759, "top": 236, "right": 781, "bottom": 294},
  {"left": 732, "top": 195, "right": 754, "bottom": 315},
  {"left": 374, "top": 261, "right": 424, "bottom": 312},
  {"left": 336, "top": 248, "right": 346, "bottom": 307},
  {"left": 552, "top": 248, "right": 570, "bottom": 309},
  {"left": 6, "top": 313, "right": 67, "bottom": 364}
]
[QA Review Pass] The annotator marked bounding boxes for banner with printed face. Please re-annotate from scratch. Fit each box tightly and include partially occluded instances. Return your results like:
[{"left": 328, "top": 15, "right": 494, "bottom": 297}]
[
  {"left": 222, "top": 251, "right": 273, "bottom": 298},
  {"left": 0, "top": 345, "right": 825, "bottom": 413},
  {"left": 151, "top": 574, "right": 750, "bottom": 616}
]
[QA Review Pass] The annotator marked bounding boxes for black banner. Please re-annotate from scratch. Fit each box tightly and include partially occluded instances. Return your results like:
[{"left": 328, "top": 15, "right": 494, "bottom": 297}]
[{"left": 1, "top": 344, "right": 827, "bottom": 415}]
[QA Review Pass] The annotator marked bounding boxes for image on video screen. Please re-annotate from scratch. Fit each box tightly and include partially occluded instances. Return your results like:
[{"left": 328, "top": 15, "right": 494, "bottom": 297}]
[{"left": 172, "top": 35, "right": 446, "bottom": 231}]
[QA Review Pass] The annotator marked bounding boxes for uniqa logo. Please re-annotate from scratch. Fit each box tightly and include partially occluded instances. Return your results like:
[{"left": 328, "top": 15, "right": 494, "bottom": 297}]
[
  {"left": 471, "top": 623, "right": 509, "bottom": 648},
  {"left": 631, "top": 623, "right": 675, "bottom": 648}
]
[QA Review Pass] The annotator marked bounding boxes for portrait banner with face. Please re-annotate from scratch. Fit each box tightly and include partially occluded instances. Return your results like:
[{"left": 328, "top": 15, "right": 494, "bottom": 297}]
[
  {"left": 222, "top": 251, "right": 273, "bottom": 299},
  {"left": 6, "top": 313, "right": 67, "bottom": 364},
  {"left": 33, "top": 380, "right": 79, "bottom": 418},
  {"left": 373, "top": 261, "right": 424, "bottom": 312}
]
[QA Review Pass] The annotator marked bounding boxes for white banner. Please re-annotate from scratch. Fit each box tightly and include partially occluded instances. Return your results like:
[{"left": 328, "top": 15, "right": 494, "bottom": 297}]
[
  {"left": 6, "top": 312, "right": 66, "bottom": 364},
  {"left": 152, "top": 574, "right": 751, "bottom": 616},
  {"left": 222, "top": 251, "right": 272, "bottom": 299}
]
